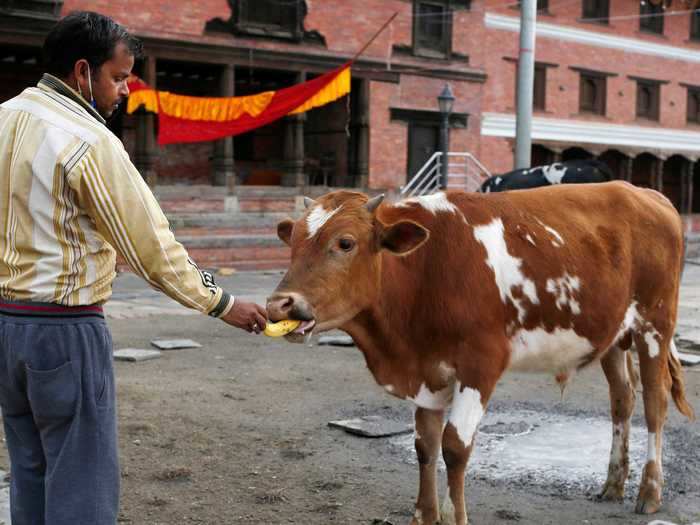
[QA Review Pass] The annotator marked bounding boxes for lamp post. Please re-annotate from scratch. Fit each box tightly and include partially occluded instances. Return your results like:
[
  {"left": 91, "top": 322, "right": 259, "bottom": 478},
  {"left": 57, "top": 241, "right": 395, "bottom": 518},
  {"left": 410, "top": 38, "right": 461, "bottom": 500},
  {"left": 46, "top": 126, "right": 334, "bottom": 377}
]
[{"left": 437, "top": 83, "right": 455, "bottom": 189}]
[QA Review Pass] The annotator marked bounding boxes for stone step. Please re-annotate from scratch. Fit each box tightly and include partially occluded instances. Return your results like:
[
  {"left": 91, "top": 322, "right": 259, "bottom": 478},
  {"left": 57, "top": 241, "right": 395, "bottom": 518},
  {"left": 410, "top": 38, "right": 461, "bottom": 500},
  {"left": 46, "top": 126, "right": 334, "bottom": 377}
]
[
  {"left": 168, "top": 212, "right": 300, "bottom": 229},
  {"left": 687, "top": 233, "right": 700, "bottom": 260}
]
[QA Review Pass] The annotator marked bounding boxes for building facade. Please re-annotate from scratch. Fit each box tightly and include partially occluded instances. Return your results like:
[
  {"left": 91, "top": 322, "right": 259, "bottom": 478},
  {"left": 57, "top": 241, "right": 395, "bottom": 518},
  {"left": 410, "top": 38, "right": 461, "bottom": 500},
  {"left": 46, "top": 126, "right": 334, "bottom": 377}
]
[{"left": 0, "top": 0, "right": 699, "bottom": 218}]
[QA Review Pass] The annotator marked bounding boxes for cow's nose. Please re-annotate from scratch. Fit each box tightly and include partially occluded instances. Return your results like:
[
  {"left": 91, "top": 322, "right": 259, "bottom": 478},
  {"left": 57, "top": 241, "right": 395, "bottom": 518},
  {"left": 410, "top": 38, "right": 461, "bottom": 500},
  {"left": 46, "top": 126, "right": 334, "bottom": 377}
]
[{"left": 266, "top": 293, "right": 296, "bottom": 322}]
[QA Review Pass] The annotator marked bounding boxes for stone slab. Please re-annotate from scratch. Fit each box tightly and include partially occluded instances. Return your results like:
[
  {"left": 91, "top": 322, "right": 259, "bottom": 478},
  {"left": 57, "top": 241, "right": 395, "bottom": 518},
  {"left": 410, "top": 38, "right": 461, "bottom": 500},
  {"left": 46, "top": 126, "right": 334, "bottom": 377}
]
[
  {"left": 150, "top": 339, "right": 202, "bottom": 350},
  {"left": 318, "top": 335, "right": 355, "bottom": 347},
  {"left": 114, "top": 349, "right": 162, "bottom": 362},
  {"left": 328, "top": 415, "right": 413, "bottom": 438},
  {"left": 678, "top": 351, "right": 700, "bottom": 366}
]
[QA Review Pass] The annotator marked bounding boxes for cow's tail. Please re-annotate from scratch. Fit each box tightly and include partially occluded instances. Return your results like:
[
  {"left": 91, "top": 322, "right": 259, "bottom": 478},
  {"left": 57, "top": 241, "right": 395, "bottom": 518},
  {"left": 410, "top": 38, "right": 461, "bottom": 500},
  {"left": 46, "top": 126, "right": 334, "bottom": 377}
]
[{"left": 668, "top": 340, "right": 695, "bottom": 420}]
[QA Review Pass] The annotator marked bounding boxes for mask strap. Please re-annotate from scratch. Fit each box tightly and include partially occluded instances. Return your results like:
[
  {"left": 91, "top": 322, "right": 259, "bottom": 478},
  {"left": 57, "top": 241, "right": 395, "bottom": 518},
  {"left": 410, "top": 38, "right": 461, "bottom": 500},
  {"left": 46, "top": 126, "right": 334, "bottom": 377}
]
[{"left": 87, "top": 63, "right": 96, "bottom": 109}]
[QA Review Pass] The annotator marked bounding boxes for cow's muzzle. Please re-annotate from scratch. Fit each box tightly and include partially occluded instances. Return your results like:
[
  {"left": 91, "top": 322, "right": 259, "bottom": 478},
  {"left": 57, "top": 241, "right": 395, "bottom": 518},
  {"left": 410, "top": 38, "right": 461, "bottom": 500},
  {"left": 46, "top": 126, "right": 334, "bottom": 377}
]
[{"left": 266, "top": 292, "right": 314, "bottom": 323}]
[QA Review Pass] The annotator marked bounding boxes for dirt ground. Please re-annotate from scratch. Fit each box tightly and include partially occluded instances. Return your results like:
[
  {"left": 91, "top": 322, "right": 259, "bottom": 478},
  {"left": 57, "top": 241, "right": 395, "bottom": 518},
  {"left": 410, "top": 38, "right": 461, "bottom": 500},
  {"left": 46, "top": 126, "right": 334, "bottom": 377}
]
[{"left": 1, "top": 270, "right": 699, "bottom": 525}]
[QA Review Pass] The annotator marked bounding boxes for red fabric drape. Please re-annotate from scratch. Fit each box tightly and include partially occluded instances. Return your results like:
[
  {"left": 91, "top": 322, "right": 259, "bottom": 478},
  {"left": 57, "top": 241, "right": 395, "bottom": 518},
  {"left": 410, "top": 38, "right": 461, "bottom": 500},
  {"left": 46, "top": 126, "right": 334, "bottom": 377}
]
[{"left": 156, "top": 62, "right": 351, "bottom": 145}]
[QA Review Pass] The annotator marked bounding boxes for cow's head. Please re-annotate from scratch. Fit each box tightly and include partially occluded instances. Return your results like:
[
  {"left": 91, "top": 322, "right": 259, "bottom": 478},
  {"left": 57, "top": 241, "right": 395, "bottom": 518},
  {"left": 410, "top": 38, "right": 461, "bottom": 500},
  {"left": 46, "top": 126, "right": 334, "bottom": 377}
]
[{"left": 266, "top": 191, "right": 429, "bottom": 342}]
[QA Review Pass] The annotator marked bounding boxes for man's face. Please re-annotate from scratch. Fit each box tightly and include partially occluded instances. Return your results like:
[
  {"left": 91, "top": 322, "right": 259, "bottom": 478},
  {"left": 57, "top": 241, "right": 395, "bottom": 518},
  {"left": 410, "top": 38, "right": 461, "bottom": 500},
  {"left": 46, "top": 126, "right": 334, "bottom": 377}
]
[{"left": 91, "top": 41, "right": 134, "bottom": 119}]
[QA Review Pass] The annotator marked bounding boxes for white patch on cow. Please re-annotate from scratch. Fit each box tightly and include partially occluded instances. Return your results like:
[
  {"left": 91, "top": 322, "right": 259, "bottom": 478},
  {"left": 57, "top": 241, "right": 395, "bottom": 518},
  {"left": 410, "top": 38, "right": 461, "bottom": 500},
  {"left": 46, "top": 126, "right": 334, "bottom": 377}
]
[
  {"left": 409, "top": 382, "right": 453, "bottom": 410},
  {"left": 395, "top": 192, "right": 458, "bottom": 215},
  {"left": 610, "top": 422, "right": 625, "bottom": 465},
  {"left": 473, "top": 218, "right": 539, "bottom": 323},
  {"left": 448, "top": 382, "right": 484, "bottom": 448},
  {"left": 545, "top": 274, "right": 581, "bottom": 315},
  {"left": 437, "top": 361, "right": 456, "bottom": 382},
  {"left": 542, "top": 163, "right": 567, "bottom": 184},
  {"left": 384, "top": 384, "right": 395, "bottom": 393},
  {"left": 495, "top": 176, "right": 502, "bottom": 185},
  {"left": 535, "top": 218, "right": 564, "bottom": 247},
  {"left": 440, "top": 494, "right": 456, "bottom": 524},
  {"left": 508, "top": 327, "right": 595, "bottom": 374},
  {"left": 484, "top": 186, "right": 491, "bottom": 193},
  {"left": 614, "top": 301, "right": 662, "bottom": 358},
  {"left": 413, "top": 508, "right": 423, "bottom": 523},
  {"left": 306, "top": 204, "right": 342, "bottom": 238},
  {"left": 670, "top": 339, "right": 680, "bottom": 360},
  {"left": 526, "top": 233, "right": 536, "bottom": 246},
  {"left": 648, "top": 432, "right": 657, "bottom": 462}
]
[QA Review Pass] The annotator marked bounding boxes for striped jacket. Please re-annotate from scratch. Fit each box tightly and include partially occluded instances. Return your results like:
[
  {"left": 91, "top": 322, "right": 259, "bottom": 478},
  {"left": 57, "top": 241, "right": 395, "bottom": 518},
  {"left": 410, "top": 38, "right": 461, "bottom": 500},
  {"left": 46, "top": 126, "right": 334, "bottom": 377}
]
[{"left": 0, "top": 74, "right": 233, "bottom": 317}]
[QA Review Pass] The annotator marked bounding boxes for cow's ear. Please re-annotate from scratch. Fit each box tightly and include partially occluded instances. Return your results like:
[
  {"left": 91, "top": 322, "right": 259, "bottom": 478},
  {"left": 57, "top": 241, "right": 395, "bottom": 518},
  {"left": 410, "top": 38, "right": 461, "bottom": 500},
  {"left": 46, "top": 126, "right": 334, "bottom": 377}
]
[
  {"left": 277, "top": 219, "right": 295, "bottom": 246},
  {"left": 380, "top": 221, "right": 429, "bottom": 256}
]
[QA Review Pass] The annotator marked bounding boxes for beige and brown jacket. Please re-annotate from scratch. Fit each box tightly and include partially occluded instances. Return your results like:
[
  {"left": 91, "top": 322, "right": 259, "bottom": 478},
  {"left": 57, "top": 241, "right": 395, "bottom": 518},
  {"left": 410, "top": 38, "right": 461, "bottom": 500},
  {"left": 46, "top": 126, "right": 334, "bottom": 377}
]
[{"left": 0, "top": 74, "right": 233, "bottom": 317}]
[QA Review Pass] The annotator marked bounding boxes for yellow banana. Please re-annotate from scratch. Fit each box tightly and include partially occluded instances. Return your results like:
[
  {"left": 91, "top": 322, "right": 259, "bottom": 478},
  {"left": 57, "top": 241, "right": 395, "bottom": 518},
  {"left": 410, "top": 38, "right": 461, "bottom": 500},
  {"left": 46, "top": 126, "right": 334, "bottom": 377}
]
[{"left": 263, "top": 319, "right": 301, "bottom": 337}]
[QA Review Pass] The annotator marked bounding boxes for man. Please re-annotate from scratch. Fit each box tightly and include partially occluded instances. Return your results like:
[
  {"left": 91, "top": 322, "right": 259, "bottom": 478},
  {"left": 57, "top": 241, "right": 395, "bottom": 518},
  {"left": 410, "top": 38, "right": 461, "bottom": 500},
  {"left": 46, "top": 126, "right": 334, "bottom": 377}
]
[{"left": 0, "top": 11, "right": 267, "bottom": 525}]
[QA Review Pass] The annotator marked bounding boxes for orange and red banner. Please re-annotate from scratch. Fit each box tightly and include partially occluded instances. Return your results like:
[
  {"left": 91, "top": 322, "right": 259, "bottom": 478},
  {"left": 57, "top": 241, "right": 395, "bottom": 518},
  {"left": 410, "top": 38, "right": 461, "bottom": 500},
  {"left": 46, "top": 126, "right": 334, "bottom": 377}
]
[{"left": 127, "top": 62, "right": 352, "bottom": 145}]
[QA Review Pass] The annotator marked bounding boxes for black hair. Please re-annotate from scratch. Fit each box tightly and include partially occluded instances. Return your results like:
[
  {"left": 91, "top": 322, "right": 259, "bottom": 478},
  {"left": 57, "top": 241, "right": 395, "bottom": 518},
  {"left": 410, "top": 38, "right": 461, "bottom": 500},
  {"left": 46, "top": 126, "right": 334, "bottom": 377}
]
[{"left": 42, "top": 11, "right": 143, "bottom": 78}]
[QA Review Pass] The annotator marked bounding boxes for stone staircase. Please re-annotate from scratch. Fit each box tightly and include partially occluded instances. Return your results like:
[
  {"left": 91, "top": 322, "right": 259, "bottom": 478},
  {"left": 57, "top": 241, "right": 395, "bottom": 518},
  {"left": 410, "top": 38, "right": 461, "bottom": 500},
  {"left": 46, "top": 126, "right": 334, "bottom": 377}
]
[{"left": 155, "top": 185, "right": 304, "bottom": 271}]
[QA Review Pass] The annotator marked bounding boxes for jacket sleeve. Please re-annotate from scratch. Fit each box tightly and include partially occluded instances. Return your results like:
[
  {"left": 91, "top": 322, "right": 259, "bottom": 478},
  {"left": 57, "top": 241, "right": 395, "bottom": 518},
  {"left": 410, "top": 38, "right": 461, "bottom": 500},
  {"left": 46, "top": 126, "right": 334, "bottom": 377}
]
[{"left": 67, "top": 135, "right": 234, "bottom": 318}]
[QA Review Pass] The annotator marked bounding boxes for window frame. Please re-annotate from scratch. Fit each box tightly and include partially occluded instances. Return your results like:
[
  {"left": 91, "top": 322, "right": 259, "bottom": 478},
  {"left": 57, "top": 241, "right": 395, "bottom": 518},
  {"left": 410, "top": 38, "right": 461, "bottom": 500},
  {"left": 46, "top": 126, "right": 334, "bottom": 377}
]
[
  {"left": 691, "top": 9, "right": 700, "bottom": 41},
  {"left": 578, "top": 72, "right": 607, "bottom": 116},
  {"left": 581, "top": 0, "right": 609, "bottom": 23},
  {"left": 687, "top": 86, "right": 700, "bottom": 124},
  {"left": 413, "top": 0, "right": 453, "bottom": 59},
  {"left": 233, "top": 0, "right": 303, "bottom": 41},
  {"left": 635, "top": 80, "right": 661, "bottom": 121},
  {"left": 639, "top": 1, "right": 664, "bottom": 35}
]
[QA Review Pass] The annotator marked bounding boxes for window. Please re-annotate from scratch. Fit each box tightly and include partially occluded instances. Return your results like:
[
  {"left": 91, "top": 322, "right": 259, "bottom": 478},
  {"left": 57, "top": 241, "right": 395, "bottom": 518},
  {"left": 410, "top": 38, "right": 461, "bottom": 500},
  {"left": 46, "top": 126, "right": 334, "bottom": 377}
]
[
  {"left": 413, "top": 1, "right": 452, "bottom": 58},
  {"left": 636, "top": 80, "right": 661, "bottom": 120},
  {"left": 640, "top": 1, "right": 664, "bottom": 35},
  {"left": 691, "top": 9, "right": 700, "bottom": 40},
  {"left": 579, "top": 72, "right": 606, "bottom": 115},
  {"left": 518, "top": 0, "right": 549, "bottom": 10},
  {"left": 533, "top": 63, "right": 546, "bottom": 110},
  {"left": 582, "top": 0, "right": 609, "bottom": 22},
  {"left": 234, "top": 0, "right": 301, "bottom": 39},
  {"left": 687, "top": 87, "right": 700, "bottom": 124}
]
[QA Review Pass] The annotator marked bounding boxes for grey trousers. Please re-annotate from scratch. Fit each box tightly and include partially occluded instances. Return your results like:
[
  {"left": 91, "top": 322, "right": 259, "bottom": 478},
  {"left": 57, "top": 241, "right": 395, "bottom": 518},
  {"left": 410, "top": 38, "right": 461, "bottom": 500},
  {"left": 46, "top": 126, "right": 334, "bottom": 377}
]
[{"left": 0, "top": 311, "right": 118, "bottom": 525}]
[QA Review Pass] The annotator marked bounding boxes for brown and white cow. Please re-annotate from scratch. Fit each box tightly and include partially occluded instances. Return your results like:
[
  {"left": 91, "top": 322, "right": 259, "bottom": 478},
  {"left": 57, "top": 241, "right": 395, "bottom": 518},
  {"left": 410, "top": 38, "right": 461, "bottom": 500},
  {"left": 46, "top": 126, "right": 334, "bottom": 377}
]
[{"left": 266, "top": 181, "right": 694, "bottom": 525}]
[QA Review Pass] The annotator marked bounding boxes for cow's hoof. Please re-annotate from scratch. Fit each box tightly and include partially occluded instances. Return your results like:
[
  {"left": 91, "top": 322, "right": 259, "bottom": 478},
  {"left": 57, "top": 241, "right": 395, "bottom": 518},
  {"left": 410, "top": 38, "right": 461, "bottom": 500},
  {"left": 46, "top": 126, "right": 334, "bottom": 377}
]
[
  {"left": 409, "top": 508, "right": 440, "bottom": 525},
  {"left": 635, "top": 485, "right": 662, "bottom": 514},
  {"left": 597, "top": 481, "right": 625, "bottom": 501}
]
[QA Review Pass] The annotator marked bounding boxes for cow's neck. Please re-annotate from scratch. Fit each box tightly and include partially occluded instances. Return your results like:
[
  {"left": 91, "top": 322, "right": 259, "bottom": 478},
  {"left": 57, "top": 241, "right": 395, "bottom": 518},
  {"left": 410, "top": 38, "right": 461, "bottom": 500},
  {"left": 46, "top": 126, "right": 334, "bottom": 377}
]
[{"left": 342, "top": 253, "right": 421, "bottom": 386}]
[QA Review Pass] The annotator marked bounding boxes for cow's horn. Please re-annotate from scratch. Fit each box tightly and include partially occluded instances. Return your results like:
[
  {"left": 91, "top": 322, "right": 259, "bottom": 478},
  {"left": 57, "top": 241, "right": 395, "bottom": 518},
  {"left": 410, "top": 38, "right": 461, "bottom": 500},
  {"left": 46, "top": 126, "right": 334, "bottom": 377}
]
[
  {"left": 365, "top": 194, "right": 385, "bottom": 213},
  {"left": 303, "top": 197, "right": 316, "bottom": 209}
]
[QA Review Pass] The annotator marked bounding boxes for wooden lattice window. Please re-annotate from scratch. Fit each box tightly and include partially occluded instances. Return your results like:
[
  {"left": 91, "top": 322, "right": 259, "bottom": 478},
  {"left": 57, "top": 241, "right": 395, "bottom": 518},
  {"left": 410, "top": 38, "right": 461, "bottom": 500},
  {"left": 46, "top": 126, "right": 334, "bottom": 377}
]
[
  {"left": 579, "top": 72, "right": 606, "bottom": 115},
  {"left": 414, "top": 1, "right": 452, "bottom": 58},
  {"left": 582, "top": 0, "right": 609, "bottom": 22},
  {"left": 640, "top": 1, "right": 664, "bottom": 34},
  {"left": 691, "top": 9, "right": 700, "bottom": 40},
  {"left": 636, "top": 80, "right": 661, "bottom": 120},
  {"left": 234, "top": 0, "right": 302, "bottom": 40},
  {"left": 687, "top": 87, "right": 700, "bottom": 124}
]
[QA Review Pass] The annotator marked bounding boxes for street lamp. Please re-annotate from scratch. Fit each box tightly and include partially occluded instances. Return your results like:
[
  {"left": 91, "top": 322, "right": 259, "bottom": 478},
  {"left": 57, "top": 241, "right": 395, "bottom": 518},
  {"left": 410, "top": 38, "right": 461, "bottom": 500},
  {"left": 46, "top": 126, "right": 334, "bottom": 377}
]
[{"left": 437, "top": 83, "right": 455, "bottom": 189}]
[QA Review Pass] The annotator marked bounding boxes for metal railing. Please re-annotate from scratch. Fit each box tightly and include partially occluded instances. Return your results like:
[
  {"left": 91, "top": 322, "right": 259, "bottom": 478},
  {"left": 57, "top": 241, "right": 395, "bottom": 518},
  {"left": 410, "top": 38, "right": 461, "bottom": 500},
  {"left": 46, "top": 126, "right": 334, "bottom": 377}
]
[{"left": 400, "top": 152, "right": 491, "bottom": 197}]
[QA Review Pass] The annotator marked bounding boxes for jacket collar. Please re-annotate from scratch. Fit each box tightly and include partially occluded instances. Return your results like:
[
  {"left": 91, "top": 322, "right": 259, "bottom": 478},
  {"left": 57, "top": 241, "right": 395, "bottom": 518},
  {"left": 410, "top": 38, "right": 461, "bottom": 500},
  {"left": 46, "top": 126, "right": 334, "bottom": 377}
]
[{"left": 37, "top": 73, "right": 106, "bottom": 125}]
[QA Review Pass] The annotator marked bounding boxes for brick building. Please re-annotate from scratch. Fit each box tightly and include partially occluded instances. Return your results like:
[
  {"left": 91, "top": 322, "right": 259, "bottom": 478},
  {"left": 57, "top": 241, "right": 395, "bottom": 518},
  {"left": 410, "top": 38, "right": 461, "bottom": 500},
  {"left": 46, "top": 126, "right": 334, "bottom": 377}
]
[{"left": 0, "top": 0, "right": 699, "bottom": 266}]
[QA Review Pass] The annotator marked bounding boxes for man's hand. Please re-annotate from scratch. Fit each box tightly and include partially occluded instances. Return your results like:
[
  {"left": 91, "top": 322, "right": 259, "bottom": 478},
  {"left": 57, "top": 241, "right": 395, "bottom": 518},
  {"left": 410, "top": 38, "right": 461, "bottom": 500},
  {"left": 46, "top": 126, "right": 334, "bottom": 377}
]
[{"left": 221, "top": 300, "right": 268, "bottom": 334}]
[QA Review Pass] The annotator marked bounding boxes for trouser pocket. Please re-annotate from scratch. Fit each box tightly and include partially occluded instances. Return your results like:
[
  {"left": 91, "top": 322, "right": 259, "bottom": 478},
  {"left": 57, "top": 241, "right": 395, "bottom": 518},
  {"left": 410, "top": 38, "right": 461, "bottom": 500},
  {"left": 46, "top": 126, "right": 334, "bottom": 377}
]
[{"left": 26, "top": 361, "right": 78, "bottom": 423}]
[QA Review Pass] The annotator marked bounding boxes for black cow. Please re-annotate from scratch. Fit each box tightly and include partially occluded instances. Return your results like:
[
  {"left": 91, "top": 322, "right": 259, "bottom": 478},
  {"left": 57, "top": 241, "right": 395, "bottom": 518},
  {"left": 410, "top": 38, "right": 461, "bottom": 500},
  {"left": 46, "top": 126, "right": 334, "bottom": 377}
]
[{"left": 480, "top": 159, "right": 613, "bottom": 193}]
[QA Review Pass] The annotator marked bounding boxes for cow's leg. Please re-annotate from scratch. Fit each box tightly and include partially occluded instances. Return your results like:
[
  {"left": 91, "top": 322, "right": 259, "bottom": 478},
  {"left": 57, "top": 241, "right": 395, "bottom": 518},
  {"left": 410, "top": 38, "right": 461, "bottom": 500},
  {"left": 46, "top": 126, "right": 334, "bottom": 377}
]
[
  {"left": 634, "top": 331, "right": 671, "bottom": 515},
  {"left": 411, "top": 407, "right": 444, "bottom": 525},
  {"left": 599, "top": 346, "right": 636, "bottom": 501},
  {"left": 440, "top": 381, "right": 493, "bottom": 525}
]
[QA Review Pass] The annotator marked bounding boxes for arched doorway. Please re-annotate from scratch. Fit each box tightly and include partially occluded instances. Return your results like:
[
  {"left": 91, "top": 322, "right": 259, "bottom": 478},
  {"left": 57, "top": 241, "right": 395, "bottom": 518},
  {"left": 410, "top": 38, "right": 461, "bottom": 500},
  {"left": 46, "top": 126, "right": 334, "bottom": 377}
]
[
  {"left": 631, "top": 153, "right": 658, "bottom": 188},
  {"left": 662, "top": 155, "right": 686, "bottom": 212},
  {"left": 599, "top": 150, "right": 629, "bottom": 180},
  {"left": 562, "top": 147, "right": 594, "bottom": 162}
]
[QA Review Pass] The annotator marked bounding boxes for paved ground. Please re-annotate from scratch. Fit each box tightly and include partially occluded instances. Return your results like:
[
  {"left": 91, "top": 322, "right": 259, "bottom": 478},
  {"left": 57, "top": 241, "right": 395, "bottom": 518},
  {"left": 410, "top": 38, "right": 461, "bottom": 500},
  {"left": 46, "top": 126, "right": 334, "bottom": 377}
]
[{"left": 0, "top": 265, "right": 698, "bottom": 524}]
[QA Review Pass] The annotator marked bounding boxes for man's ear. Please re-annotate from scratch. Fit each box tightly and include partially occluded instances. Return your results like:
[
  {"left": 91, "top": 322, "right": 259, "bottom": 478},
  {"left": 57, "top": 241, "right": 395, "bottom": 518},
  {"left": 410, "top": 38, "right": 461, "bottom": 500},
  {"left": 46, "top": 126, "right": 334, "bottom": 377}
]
[
  {"left": 380, "top": 220, "right": 429, "bottom": 256},
  {"left": 277, "top": 218, "right": 295, "bottom": 246}
]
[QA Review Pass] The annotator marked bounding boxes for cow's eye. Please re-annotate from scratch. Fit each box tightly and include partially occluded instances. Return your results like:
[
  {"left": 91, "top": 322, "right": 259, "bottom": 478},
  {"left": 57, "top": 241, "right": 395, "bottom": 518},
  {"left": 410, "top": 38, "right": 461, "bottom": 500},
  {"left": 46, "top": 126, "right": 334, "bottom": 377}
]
[{"left": 338, "top": 238, "right": 355, "bottom": 252}]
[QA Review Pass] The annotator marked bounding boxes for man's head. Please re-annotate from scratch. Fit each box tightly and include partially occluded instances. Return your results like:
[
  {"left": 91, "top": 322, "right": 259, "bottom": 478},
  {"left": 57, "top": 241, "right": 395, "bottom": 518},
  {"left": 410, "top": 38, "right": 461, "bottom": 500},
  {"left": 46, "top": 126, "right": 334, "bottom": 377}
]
[{"left": 43, "top": 11, "right": 142, "bottom": 119}]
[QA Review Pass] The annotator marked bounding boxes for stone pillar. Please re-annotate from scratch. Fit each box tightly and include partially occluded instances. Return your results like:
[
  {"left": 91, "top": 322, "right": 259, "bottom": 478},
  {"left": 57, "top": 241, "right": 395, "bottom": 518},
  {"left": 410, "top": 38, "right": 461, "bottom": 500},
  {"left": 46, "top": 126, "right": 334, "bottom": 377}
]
[
  {"left": 655, "top": 157, "right": 665, "bottom": 192},
  {"left": 682, "top": 159, "right": 695, "bottom": 215},
  {"left": 134, "top": 55, "right": 157, "bottom": 186},
  {"left": 212, "top": 64, "right": 235, "bottom": 189},
  {"left": 624, "top": 156, "right": 634, "bottom": 183},
  {"left": 282, "top": 72, "right": 306, "bottom": 188},
  {"left": 355, "top": 78, "right": 370, "bottom": 188}
]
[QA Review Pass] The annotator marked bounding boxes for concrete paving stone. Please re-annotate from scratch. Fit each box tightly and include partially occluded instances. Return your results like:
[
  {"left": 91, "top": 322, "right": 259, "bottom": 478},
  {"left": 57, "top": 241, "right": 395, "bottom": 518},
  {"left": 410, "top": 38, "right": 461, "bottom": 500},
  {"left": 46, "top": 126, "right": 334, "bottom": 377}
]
[
  {"left": 328, "top": 415, "right": 413, "bottom": 438},
  {"left": 114, "top": 349, "right": 162, "bottom": 362},
  {"left": 150, "top": 339, "right": 202, "bottom": 350},
  {"left": 677, "top": 351, "right": 700, "bottom": 366},
  {"left": 318, "top": 335, "right": 355, "bottom": 347}
]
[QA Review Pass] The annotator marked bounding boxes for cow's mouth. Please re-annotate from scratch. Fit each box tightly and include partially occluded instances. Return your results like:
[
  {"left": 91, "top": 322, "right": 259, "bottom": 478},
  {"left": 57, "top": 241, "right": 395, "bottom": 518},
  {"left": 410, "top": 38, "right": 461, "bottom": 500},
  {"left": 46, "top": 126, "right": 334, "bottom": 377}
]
[{"left": 284, "top": 319, "right": 316, "bottom": 344}]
